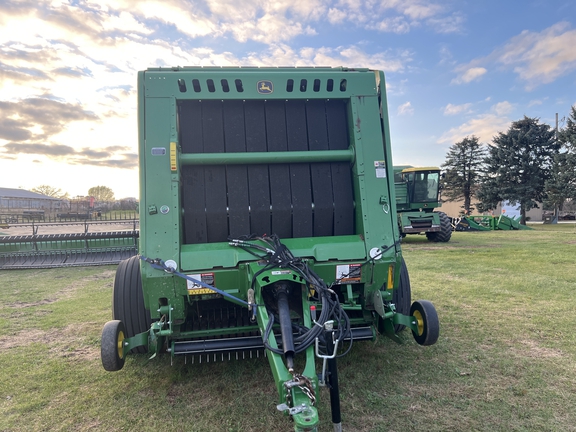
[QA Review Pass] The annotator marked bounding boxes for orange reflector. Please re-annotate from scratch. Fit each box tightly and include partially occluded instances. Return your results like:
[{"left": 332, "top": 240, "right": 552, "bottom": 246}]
[
  {"left": 170, "top": 142, "right": 177, "bottom": 172},
  {"left": 387, "top": 264, "right": 394, "bottom": 290}
]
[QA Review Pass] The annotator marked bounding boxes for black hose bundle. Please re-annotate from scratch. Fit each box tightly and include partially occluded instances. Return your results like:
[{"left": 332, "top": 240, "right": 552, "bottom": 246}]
[{"left": 229, "top": 234, "right": 352, "bottom": 358}]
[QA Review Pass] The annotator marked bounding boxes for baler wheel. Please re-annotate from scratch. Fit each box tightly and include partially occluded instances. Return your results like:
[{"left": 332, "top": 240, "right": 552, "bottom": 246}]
[
  {"left": 410, "top": 300, "right": 439, "bottom": 346},
  {"left": 393, "top": 258, "right": 411, "bottom": 333},
  {"left": 113, "top": 256, "right": 152, "bottom": 353},
  {"left": 101, "top": 320, "right": 126, "bottom": 371}
]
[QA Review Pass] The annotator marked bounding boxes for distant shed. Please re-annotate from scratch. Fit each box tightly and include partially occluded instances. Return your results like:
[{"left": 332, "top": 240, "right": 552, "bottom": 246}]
[{"left": 0, "top": 187, "right": 62, "bottom": 220}]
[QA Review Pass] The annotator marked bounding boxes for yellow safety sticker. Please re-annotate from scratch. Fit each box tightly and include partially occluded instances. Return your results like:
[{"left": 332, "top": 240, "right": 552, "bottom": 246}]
[
  {"left": 170, "top": 142, "right": 177, "bottom": 172},
  {"left": 186, "top": 273, "right": 216, "bottom": 295}
]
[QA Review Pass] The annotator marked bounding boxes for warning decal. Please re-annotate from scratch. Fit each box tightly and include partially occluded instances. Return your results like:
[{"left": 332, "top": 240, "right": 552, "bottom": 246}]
[
  {"left": 374, "top": 160, "right": 387, "bottom": 178},
  {"left": 335, "top": 264, "right": 362, "bottom": 284},
  {"left": 186, "top": 273, "right": 216, "bottom": 295}
]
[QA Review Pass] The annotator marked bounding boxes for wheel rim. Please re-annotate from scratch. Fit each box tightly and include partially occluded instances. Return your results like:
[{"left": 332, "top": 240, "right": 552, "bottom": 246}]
[
  {"left": 413, "top": 310, "right": 424, "bottom": 336},
  {"left": 117, "top": 330, "right": 125, "bottom": 359}
]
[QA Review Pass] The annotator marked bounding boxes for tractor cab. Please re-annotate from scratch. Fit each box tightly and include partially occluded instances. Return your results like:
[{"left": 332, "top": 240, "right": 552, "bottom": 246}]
[{"left": 400, "top": 167, "right": 441, "bottom": 209}]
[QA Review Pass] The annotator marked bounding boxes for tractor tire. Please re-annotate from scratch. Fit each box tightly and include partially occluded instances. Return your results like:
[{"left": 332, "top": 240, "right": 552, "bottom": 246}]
[
  {"left": 393, "top": 258, "right": 411, "bottom": 333},
  {"left": 113, "top": 256, "right": 152, "bottom": 354},
  {"left": 101, "top": 320, "right": 126, "bottom": 371},
  {"left": 426, "top": 211, "right": 452, "bottom": 242},
  {"left": 410, "top": 300, "right": 439, "bottom": 346}
]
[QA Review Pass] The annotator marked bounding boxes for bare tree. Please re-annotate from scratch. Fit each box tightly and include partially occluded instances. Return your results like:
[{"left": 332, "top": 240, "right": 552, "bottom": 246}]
[
  {"left": 31, "top": 185, "right": 69, "bottom": 199},
  {"left": 88, "top": 186, "right": 115, "bottom": 202}
]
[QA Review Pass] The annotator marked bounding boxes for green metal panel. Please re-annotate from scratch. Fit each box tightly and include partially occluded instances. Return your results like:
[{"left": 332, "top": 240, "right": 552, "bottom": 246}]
[
  {"left": 130, "top": 66, "right": 412, "bottom": 431},
  {"left": 142, "top": 67, "right": 377, "bottom": 100}
]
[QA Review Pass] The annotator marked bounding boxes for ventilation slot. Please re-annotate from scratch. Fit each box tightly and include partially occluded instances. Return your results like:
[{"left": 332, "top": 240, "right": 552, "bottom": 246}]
[
  {"left": 313, "top": 79, "right": 321, "bottom": 92},
  {"left": 327, "top": 79, "right": 334, "bottom": 92},
  {"left": 221, "top": 79, "right": 230, "bottom": 92}
]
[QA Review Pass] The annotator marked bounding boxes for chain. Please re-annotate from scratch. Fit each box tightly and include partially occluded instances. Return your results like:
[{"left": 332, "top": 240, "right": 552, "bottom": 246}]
[{"left": 284, "top": 373, "right": 316, "bottom": 408}]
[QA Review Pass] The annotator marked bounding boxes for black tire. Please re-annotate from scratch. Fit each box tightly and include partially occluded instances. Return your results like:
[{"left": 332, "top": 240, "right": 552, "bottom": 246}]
[
  {"left": 101, "top": 320, "right": 126, "bottom": 371},
  {"left": 410, "top": 300, "right": 439, "bottom": 346},
  {"left": 392, "top": 258, "right": 411, "bottom": 333},
  {"left": 113, "top": 256, "right": 151, "bottom": 353},
  {"left": 426, "top": 211, "right": 452, "bottom": 242}
]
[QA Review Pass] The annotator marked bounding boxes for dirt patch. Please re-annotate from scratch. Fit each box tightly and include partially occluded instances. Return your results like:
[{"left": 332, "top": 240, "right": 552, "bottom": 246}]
[
  {"left": 84, "top": 270, "right": 116, "bottom": 280},
  {"left": 509, "top": 339, "right": 563, "bottom": 359},
  {"left": 4, "top": 271, "right": 115, "bottom": 307},
  {"left": 0, "top": 323, "right": 101, "bottom": 362},
  {"left": 54, "top": 271, "right": 116, "bottom": 300},
  {"left": 8, "top": 299, "right": 56, "bottom": 308},
  {"left": 0, "top": 329, "right": 47, "bottom": 349}
]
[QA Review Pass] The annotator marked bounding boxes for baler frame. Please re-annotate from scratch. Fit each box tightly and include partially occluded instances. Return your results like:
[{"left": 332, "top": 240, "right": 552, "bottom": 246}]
[{"left": 101, "top": 67, "right": 439, "bottom": 431}]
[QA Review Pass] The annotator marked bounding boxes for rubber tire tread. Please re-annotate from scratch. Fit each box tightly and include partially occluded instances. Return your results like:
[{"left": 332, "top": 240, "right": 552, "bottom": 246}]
[
  {"left": 410, "top": 300, "right": 440, "bottom": 346},
  {"left": 393, "top": 258, "right": 412, "bottom": 333},
  {"left": 112, "top": 256, "right": 151, "bottom": 353},
  {"left": 426, "top": 211, "right": 452, "bottom": 242},
  {"left": 101, "top": 320, "right": 126, "bottom": 371}
]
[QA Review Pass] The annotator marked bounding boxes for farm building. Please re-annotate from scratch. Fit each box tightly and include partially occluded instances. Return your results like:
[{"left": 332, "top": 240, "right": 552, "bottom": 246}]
[{"left": 0, "top": 187, "right": 62, "bottom": 222}]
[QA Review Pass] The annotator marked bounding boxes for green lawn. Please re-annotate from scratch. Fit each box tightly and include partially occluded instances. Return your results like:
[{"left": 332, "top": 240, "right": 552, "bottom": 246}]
[{"left": 1, "top": 224, "right": 575, "bottom": 431}]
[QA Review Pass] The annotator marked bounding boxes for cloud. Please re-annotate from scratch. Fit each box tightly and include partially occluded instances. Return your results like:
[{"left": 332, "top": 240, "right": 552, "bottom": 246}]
[
  {"left": 0, "top": 0, "right": 465, "bottom": 54},
  {"left": 491, "top": 101, "right": 513, "bottom": 116},
  {"left": 528, "top": 98, "right": 545, "bottom": 107},
  {"left": 397, "top": 101, "right": 414, "bottom": 115},
  {"left": 327, "top": 7, "right": 347, "bottom": 24},
  {"left": 495, "top": 22, "right": 576, "bottom": 88},
  {"left": 438, "top": 45, "right": 455, "bottom": 66},
  {"left": 327, "top": 0, "right": 462, "bottom": 34},
  {"left": 244, "top": 44, "right": 410, "bottom": 73},
  {"left": 52, "top": 66, "right": 93, "bottom": 78},
  {"left": 450, "top": 22, "right": 576, "bottom": 90},
  {"left": 0, "top": 142, "right": 136, "bottom": 169},
  {"left": 0, "top": 98, "right": 98, "bottom": 141},
  {"left": 443, "top": 103, "right": 472, "bottom": 116},
  {"left": 437, "top": 102, "right": 514, "bottom": 145},
  {"left": 368, "top": 16, "right": 411, "bottom": 34},
  {"left": 451, "top": 67, "right": 487, "bottom": 84},
  {"left": 2, "top": 142, "right": 75, "bottom": 156},
  {"left": 426, "top": 12, "right": 465, "bottom": 34}
]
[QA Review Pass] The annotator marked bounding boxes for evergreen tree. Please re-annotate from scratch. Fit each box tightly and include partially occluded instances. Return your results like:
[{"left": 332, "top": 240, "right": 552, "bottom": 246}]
[
  {"left": 545, "top": 105, "right": 576, "bottom": 212},
  {"left": 441, "top": 135, "right": 487, "bottom": 214},
  {"left": 477, "top": 116, "right": 560, "bottom": 224}
]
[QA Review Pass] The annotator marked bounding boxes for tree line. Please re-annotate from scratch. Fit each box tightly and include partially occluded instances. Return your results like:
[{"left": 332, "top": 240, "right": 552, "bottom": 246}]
[
  {"left": 31, "top": 185, "right": 116, "bottom": 203},
  {"left": 441, "top": 105, "right": 576, "bottom": 224}
]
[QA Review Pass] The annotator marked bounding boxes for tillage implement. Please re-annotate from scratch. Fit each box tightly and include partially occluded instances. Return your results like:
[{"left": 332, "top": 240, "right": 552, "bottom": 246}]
[{"left": 100, "top": 66, "right": 440, "bottom": 431}]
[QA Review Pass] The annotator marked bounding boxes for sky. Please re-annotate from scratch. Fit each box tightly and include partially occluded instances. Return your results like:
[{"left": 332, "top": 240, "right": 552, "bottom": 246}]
[{"left": 1, "top": 0, "right": 575, "bottom": 199}]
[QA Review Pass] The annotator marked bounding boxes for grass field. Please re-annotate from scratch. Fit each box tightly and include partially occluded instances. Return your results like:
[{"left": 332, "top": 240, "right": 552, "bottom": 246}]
[{"left": 1, "top": 224, "right": 575, "bottom": 431}]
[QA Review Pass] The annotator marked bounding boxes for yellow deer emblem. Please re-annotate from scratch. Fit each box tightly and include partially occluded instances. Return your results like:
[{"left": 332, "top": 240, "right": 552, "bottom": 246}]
[{"left": 257, "top": 80, "right": 273, "bottom": 94}]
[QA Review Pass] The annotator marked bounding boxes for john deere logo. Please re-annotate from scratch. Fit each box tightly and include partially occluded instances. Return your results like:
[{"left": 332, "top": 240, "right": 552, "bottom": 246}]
[{"left": 257, "top": 80, "right": 273, "bottom": 94}]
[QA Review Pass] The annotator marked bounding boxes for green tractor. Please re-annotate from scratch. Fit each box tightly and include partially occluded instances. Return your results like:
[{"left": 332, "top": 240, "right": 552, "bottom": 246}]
[
  {"left": 101, "top": 67, "right": 440, "bottom": 431},
  {"left": 394, "top": 166, "right": 452, "bottom": 242}
]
